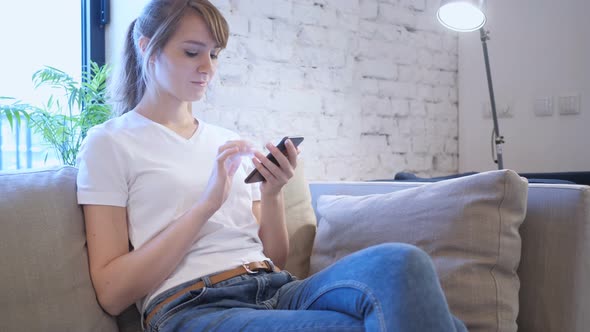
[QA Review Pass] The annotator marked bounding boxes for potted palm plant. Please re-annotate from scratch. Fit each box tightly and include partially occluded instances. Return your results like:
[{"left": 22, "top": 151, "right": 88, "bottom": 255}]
[{"left": 0, "top": 62, "right": 111, "bottom": 166}]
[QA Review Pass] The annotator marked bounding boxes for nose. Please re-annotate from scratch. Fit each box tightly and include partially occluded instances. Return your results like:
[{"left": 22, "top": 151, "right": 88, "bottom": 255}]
[{"left": 198, "top": 54, "right": 213, "bottom": 74}]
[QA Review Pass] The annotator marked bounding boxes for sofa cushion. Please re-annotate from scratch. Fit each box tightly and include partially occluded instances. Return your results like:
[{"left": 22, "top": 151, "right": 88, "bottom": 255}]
[
  {"left": 0, "top": 167, "right": 117, "bottom": 332},
  {"left": 310, "top": 170, "right": 528, "bottom": 332},
  {"left": 282, "top": 159, "right": 318, "bottom": 279}
]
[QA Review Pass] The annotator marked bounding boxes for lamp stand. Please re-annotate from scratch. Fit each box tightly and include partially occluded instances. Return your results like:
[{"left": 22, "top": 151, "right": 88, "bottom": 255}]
[{"left": 480, "top": 28, "right": 504, "bottom": 170}]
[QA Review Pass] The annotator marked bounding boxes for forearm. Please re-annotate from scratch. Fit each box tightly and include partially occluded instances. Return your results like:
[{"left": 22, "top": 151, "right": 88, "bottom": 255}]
[
  {"left": 94, "top": 203, "right": 213, "bottom": 315},
  {"left": 258, "top": 191, "right": 289, "bottom": 268}
]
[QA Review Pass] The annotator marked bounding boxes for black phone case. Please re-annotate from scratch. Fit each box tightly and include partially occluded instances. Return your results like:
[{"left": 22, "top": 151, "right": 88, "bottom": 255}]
[{"left": 244, "top": 136, "right": 304, "bottom": 183}]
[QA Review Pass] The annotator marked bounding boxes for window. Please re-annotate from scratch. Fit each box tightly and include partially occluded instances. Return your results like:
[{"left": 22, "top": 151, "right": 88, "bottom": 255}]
[{"left": 0, "top": 0, "right": 107, "bottom": 171}]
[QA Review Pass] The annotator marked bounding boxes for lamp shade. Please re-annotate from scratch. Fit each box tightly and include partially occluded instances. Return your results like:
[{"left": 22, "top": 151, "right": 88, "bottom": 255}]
[{"left": 437, "top": 0, "right": 487, "bottom": 32}]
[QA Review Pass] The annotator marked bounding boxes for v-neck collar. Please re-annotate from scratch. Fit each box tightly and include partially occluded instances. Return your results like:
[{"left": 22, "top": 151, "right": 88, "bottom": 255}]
[{"left": 129, "top": 110, "right": 203, "bottom": 143}]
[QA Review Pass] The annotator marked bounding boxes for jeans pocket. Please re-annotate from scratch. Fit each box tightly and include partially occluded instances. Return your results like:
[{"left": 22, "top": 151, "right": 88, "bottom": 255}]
[
  {"left": 286, "top": 270, "right": 298, "bottom": 280},
  {"left": 152, "top": 287, "right": 208, "bottom": 331},
  {"left": 279, "top": 270, "right": 298, "bottom": 282}
]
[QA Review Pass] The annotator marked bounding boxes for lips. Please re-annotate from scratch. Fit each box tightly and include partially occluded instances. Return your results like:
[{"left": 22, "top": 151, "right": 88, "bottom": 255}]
[{"left": 191, "top": 81, "right": 207, "bottom": 87}]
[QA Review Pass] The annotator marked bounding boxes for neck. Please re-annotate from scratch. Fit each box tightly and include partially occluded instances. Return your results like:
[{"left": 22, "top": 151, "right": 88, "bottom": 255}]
[{"left": 134, "top": 87, "right": 193, "bottom": 126}]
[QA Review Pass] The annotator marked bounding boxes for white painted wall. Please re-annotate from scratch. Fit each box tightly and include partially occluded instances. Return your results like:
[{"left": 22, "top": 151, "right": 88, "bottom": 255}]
[
  {"left": 458, "top": 0, "right": 590, "bottom": 172},
  {"left": 106, "top": 0, "right": 460, "bottom": 180},
  {"left": 105, "top": 2, "right": 147, "bottom": 67}
]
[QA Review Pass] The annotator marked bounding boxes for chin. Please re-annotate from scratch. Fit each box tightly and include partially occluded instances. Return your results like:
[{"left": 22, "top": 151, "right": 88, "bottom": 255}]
[{"left": 185, "top": 92, "right": 206, "bottom": 102}]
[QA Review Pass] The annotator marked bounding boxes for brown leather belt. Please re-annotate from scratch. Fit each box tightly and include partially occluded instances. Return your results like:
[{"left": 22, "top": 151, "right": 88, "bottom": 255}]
[{"left": 144, "top": 260, "right": 279, "bottom": 327}]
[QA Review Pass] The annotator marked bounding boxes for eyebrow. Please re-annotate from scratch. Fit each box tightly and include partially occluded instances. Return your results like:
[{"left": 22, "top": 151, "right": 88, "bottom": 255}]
[{"left": 183, "top": 40, "right": 221, "bottom": 49}]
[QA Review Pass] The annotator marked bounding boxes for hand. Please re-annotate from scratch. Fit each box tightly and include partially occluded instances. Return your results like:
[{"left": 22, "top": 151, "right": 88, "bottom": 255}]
[
  {"left": 198, "top": 140, "right": 252, "bottom": 216},
  {"left": 252, "top": 139, "right": 300, "bottom": 197}
]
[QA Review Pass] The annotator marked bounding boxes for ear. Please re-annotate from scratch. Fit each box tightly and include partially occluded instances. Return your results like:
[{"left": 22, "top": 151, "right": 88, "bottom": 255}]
[
  {"left": 138, "top": 35, "right": 151, "bottom": 57},
  {"left": 138, "top": 35, "right": 157, "bottom": 65}
]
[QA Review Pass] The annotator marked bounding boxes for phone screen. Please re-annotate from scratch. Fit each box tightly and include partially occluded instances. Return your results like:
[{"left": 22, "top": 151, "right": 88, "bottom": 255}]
[{"left": 244, "top": 136, "right": 304, "bottom": 183}]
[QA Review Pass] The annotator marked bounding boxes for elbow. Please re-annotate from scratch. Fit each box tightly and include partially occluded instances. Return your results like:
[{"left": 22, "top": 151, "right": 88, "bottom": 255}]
[
  {"left": 93, "top": 280, "right": 132, "bottom": 316},
  {"left": 96, "top": 290, "right": 128, "bottom": 316},
  {"left": 90, "top": 266, "right": 137, "bottom": 316},
  {"left": 270, "top": 246, "right": 289, "bottom": 270},
  {"left": 102, "top": 304, "right": 122, "bottom": 317},
  {"left": 259, "top": 230, "right": 290, "bottom": 269},
  {"left": 278, "top": 252, "right": 289, "bottom": 270},
  {"left": 275, "top": 259, "right": 287, "bottom": 270}
]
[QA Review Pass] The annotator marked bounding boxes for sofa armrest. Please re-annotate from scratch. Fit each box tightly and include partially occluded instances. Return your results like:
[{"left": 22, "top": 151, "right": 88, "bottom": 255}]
[{"left": 517, "top": 184, "right": 590, "bottom": 332}]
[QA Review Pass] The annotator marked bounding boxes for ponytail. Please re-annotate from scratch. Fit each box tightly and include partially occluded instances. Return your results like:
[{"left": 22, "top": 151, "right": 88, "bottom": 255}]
[{"left": 109, "top": 19, "right": 145, "bottom": 116}]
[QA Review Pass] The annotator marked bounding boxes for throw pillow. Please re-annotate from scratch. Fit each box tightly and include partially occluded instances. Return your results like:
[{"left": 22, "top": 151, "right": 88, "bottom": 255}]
[
  {"left": 310, "top": 170, "right": 528, "bottom": 332},
  {"left": 283, "top": 158, "right": 318, "bottom": 279}
]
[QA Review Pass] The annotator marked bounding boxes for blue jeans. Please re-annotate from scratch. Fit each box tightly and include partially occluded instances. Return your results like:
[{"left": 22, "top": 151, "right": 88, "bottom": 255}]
[{"left": 144, "top": 243, "right": 467, "bottom": 332}]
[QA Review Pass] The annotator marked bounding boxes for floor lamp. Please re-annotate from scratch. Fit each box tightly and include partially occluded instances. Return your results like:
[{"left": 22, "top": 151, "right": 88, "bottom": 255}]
[{"left": 437, "top": 0, "right": 504, "bottom": 170}]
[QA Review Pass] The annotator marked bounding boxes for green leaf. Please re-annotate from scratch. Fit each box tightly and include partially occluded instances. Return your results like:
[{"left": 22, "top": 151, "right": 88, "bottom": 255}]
[
  {"left": 1, "top": 103, "right": 30, "bottom": 131},
  {"left": 5, "top": 111, "right": 13, "bottom": 130},
  {"left": 4, "top": 61, "right": 112, "bottom": 166},
  {"left": 13, "top": 110, "right": 22, "bottom": 126}
]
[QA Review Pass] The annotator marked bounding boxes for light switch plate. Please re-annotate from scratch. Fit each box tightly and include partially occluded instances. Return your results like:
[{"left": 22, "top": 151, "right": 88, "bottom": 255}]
[
  {"left": 533, "top": 96, "right": 553, "bottom": 116},
  {"left": 558, "top": 95, "right": 581, "bottom": 115}
]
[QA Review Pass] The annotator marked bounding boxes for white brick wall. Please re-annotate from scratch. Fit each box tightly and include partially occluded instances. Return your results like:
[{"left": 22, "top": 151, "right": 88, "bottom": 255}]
[{"left": 195, "top": 0, "right": 459, "bottom": 180}]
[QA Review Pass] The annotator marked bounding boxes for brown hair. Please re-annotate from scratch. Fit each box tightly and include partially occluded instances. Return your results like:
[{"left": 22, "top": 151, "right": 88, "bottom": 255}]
[{"left": 110, "top": 0, "right": 229, "bottom": 115}]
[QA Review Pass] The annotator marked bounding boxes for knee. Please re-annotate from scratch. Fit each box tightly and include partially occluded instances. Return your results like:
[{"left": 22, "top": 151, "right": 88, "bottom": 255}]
[{"left": 363, "top": 243, "right": 435, "bottom": 276}]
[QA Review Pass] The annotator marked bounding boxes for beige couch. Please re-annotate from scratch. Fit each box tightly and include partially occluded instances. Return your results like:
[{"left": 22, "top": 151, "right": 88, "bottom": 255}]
[{"left": 1, "top": 166, "right": 589, "bottom": 332}]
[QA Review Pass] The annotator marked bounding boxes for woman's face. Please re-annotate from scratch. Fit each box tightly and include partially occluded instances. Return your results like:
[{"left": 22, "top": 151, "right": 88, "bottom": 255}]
[{"left": 151, "top": 11, "right": 221, "bottom": 102}]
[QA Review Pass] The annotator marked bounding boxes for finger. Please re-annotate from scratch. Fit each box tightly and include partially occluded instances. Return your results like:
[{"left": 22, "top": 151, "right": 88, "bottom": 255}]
[
  {"left": 284, "top": 139, "right": 299, "bottom": 168},
  {"left": 252, "top": 157, "right": 276, "bottom": 182},
  {"left": 255, "top": 150, "right": 290, "bottom": 183},
  {"left": 218, "top": 140, "right": 238, "bottom": 151},
  {"left": 254, "top": 151, "right": 282, "bottom": 175},
  {"left": 217, "top": 146, "right": 239, "bottom": 164},
  {"left": 266, "top": 142, "right": 294, "bottom": 173},
  {"left": 218, "top": 140, "right": 252, "bottom": 154}
]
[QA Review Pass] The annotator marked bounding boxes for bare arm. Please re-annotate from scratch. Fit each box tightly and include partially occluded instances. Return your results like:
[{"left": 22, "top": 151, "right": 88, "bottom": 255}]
[
  {"left": 83, "top": 203, "right": 212, "bottom": 316},
  {"left": 252, "top": 196, "right": 289, "bottom": 268},
  {"left": 84, "top": 142, "right": 243, "bottom": 316},
  {"left": 250, "top": 139, "right": 300, "bottom": 269}
]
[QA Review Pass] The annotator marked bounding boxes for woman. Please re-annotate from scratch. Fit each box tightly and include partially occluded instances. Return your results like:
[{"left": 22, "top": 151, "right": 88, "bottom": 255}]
[{"left": 76, "top": 0, "right": 467, "bottom": 331}]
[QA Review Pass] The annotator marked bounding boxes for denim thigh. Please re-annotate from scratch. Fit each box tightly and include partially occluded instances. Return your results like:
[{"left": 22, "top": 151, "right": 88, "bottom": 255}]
[
  {"left": 147, "top": 270, "right": 292, "bottom": 331},
  {"left": 147, "top": 270, "right": 363, "bottom": 332},
  {"left": 146, "top": 244, "right": 467, "bottom": 332}
]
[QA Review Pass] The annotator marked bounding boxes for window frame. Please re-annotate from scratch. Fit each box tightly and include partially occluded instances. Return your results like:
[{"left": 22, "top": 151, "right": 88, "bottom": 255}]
[{"left": 82, "top": 0, "right": 109, "bottom": 68}]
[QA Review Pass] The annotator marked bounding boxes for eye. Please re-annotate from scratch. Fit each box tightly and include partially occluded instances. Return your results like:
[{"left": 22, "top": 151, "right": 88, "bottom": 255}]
[
  {"left": 185, "top": 51, "right": 198, "bottom": 57},
  {"left": 210, "top": 52, "right": 219, "bottom": 60}
]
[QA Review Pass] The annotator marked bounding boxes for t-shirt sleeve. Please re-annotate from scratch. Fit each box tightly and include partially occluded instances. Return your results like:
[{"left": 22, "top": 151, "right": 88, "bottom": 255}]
[{"left": 76, "top": 127, "right": 128, "bottom": 207}]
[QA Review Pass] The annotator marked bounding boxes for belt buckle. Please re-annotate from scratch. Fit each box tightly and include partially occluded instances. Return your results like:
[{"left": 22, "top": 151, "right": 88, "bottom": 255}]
[
  {"left": 263, "top": 260, "right": 274, "bottom": 272},
  {"left": 242, "top": 263, "right": 258, "bottom": 274}
]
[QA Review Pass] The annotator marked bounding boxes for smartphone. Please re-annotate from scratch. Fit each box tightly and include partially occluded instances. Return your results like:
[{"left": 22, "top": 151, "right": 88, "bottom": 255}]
[{"left": 244, "top": 136, "right": 304, "bottom": 183}]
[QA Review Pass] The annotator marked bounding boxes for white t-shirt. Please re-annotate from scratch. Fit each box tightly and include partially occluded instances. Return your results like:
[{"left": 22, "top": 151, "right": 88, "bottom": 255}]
[{"left": 76, "top": 111, "right": 268, "bottom": 314}]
